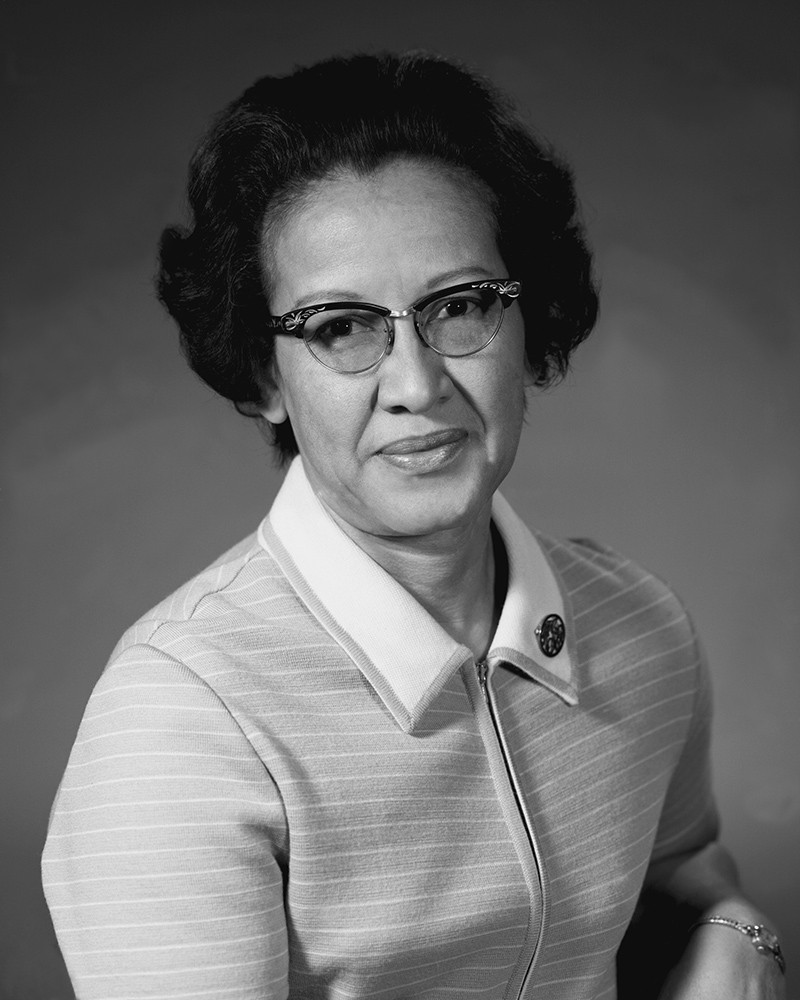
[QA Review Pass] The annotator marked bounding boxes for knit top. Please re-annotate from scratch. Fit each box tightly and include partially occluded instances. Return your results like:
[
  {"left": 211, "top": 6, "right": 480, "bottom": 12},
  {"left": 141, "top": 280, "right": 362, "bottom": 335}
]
[{"left": 42, "top": 458, "right": 718, "bottom": 999}]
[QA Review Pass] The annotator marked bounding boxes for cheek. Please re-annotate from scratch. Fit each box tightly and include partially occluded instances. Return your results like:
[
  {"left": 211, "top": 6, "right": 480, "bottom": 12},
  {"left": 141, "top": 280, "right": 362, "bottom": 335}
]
[
  {"left": 282, "top": 371, "right": 370, "bottom": 457},
  {"left": 488, "top": 324, "right": 528, "bottom": 401},
  {"left": 483, "top": 334, "right": 529, "bottom": 442},
  {"left": 285, "top": 383, "right": 330, "bottom": 444}
]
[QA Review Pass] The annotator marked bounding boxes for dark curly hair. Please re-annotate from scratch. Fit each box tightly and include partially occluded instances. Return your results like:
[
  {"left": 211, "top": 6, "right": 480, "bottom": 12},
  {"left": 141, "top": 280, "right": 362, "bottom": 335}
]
[{"left": 157, "top": 51, "right": 599, "bottom": 463}]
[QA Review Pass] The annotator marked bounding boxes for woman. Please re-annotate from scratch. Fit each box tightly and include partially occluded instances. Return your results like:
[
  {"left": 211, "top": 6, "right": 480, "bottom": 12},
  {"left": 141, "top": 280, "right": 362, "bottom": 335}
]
[{"left": 42, "top": 52, "right": 785, "bottom": 999}]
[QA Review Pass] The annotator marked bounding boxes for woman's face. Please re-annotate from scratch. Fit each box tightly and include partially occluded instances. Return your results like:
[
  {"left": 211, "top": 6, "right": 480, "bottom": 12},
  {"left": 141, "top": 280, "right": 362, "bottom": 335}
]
[{"left": 260, "top": 159, "right": 530, "bottom": 542}]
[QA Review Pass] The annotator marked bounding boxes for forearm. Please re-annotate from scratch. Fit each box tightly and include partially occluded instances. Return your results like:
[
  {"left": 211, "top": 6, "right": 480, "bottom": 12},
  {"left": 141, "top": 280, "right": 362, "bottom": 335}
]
[
  {"left": 634, "top": 842, "right": 785, "bottom": 1000},
  {"left": 644, "top": 841, "right": 767, "bottom": 924}
]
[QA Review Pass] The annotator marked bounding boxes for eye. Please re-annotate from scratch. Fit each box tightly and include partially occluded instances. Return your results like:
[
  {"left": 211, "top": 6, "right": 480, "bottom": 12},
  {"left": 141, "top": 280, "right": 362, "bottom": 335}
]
[
  {"left": 303, "top": 309, "right": 386, "bottom": 358},
  {"left": 442, "top": 298, "right": 472, "bottom": 319},
  {"left": 428, "top": 291, "right": 489, "bottom": 322},
  {"left": 306, "top": 311, "right": 371, "bottom": 341},
  {"left": 316, "top": 316, "right": 359, "bottom": 340}
]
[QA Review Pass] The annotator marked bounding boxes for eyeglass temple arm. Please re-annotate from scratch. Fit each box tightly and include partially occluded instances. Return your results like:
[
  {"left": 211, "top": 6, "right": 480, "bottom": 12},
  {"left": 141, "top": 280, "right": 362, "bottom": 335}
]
[
  {"left": 266, "top": 305, "right": 329, "bottom": 335},
  {"left": 484, "top": 279, "right": 521, "bottom": 306}
]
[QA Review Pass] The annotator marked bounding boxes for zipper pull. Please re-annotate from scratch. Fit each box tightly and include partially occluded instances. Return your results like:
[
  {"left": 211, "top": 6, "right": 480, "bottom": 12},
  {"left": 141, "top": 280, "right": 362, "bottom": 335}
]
[{"left": 477, "top": 660, "right": 489, "bottom": 698}]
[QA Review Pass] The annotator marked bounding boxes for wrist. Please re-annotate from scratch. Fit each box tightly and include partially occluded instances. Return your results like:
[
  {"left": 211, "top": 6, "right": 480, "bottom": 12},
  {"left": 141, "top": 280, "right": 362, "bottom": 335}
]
[{"left": 690, "top": 914, "right": 786, "bottom": 976}]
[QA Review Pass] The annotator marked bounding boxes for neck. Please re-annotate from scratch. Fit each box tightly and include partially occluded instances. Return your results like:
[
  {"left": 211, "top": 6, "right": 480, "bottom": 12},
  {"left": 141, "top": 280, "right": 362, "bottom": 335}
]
[{"left": 324, "top": 502, "right": 502, "bottom": 660}]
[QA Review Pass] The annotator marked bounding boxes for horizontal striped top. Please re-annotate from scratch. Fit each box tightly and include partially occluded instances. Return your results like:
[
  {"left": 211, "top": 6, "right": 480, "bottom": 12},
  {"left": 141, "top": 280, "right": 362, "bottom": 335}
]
[{"left": 42, "top": 458, "right": 718, "bottom": 999}]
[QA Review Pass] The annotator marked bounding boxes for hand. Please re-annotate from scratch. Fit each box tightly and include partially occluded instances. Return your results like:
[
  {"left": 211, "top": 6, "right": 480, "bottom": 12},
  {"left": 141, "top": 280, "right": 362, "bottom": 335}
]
[{"left": 658, "top": 923, "right": 786, "bottom": 1000}]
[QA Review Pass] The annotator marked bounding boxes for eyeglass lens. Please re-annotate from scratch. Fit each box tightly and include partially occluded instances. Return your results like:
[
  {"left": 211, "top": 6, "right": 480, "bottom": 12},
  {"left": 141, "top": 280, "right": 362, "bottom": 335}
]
[{"left": 303, "top": 287, "right": 505, "bottom": 373}]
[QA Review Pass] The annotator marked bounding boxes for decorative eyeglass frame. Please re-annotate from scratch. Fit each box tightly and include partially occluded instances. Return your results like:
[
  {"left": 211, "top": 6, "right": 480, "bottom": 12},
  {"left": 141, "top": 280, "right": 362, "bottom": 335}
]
[{"left": 266, "top": 278, "right": 522, "bottom": 338}]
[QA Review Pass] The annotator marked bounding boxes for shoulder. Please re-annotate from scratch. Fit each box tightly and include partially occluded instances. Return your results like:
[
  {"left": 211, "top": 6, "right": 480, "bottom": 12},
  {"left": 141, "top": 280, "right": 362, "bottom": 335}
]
[
  {"left": 113, "top": 529, "right": 281, "bottom": 650},
  {"left": 537, "top": 532, "right": 663, "bottom": 594},
  {"left": 103, "top": 525, "right": 315, "bottom": 690},
  {"left": 538, "top": 532, "right": 691, "bottom": 627},
  {"left": 536, "top": 532, "right": 702, "bottom": 688},
  {"left": 58, "top": 527, "right": 304, "bottom": 769}
]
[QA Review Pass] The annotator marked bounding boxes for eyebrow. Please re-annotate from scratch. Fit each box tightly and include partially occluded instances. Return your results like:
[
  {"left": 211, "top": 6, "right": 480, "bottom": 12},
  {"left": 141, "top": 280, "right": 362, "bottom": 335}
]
[{"left": 288, "top": 266, "right": 497, "bottom": 311}]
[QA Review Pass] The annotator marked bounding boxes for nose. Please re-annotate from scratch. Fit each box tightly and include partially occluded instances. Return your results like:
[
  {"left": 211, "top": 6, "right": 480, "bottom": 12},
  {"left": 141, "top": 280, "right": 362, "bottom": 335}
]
[{"left": 376, "top": 315, "right": 453, "bottom": 414}]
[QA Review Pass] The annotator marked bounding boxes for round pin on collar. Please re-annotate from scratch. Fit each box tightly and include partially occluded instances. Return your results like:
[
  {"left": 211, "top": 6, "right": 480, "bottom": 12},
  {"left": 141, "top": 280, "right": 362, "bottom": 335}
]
[{"left": 536, "top": 614, "right": 565, "bottom": 657}]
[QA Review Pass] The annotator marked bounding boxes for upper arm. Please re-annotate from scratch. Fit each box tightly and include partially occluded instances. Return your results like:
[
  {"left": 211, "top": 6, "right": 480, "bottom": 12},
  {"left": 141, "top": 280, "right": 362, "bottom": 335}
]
[
  {"left": 42, "top": 647, "right": 289, "bottom": 1000},
  {"left": 648, "top": 632, "right": 719, "bottom": 870}
]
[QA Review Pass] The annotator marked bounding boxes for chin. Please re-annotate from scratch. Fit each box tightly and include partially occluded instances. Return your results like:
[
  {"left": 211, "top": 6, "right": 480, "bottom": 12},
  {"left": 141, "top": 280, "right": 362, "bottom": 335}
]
[{"left": 374, "top": 480, "right": 488, "bottom": 539}]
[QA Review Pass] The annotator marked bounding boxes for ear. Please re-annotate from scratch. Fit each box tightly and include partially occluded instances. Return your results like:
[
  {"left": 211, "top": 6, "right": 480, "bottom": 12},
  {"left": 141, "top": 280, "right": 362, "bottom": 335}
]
[
  {"left": 257, "top": 363, "right": 289, "bottom": 424},
  {"left": 258, "top": 383, "right": 289, "bottom": 424},
  {"left": 523, "top": 356, "right": 537, "bottom": 389}
]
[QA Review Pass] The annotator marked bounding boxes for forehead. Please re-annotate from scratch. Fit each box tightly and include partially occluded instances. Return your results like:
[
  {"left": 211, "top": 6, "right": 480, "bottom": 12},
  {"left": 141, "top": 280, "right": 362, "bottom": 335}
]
[{"left": 261, "top": 159, "right": 501, "bottom": 308}]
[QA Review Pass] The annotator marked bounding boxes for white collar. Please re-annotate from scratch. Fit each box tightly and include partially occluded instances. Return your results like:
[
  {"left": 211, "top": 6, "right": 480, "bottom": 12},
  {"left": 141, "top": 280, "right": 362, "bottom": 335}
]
[{"left": 259, "top": 457, "right": 578, "bottom": 732}]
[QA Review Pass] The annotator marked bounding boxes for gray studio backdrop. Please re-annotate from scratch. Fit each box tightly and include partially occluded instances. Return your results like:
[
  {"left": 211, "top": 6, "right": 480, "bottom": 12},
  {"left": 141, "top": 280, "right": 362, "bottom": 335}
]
[{"left": 3, "top": 1, "right": 799, "bottom": 996}]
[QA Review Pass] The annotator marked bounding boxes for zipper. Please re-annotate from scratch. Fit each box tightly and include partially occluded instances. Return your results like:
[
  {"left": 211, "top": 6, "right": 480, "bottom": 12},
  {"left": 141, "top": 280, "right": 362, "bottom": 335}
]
[{"left": 477, "top": 660, "right": 548, "bottom": 999}]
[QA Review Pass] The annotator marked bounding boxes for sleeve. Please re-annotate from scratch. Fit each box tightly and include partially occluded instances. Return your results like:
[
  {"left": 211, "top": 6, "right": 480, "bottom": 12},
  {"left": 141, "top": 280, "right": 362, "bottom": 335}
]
[
  {"left": 41, "top": 646, "right": 290, "bottom": 1000},
  {"left": 648, "top": 631, "right": 720, "bottom": 865}
]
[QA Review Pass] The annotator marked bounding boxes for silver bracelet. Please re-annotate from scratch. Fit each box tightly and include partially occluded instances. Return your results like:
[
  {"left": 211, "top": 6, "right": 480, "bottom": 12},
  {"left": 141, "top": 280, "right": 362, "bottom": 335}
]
[{"left": 691, "top": 916, "right": 786, "bottom": 975}]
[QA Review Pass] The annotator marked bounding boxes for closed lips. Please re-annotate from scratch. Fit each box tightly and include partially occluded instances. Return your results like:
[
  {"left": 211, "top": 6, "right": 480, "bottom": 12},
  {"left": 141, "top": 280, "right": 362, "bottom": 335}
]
[{"left": 379, "top": 430, "right": 467, "bottom": 455}]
